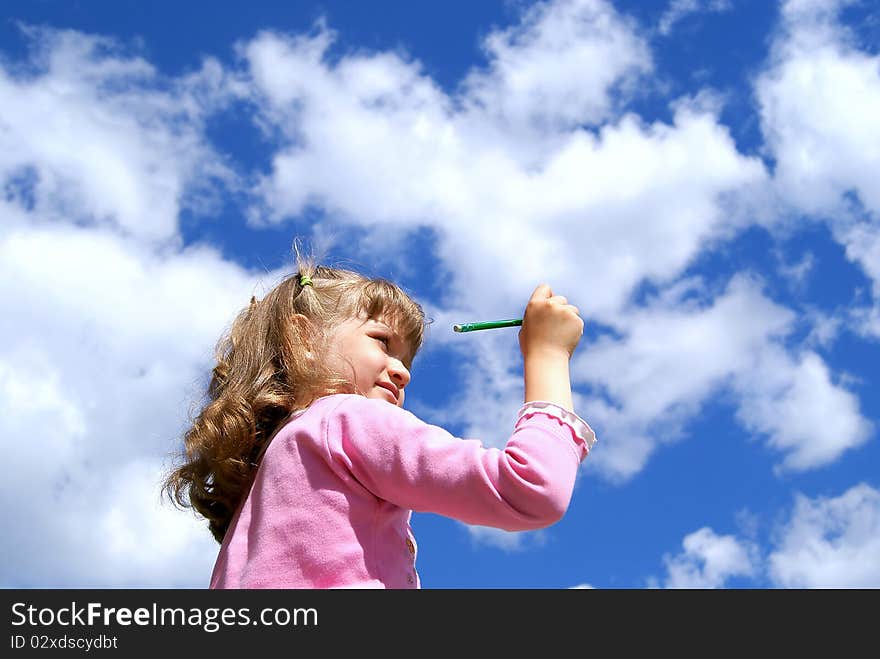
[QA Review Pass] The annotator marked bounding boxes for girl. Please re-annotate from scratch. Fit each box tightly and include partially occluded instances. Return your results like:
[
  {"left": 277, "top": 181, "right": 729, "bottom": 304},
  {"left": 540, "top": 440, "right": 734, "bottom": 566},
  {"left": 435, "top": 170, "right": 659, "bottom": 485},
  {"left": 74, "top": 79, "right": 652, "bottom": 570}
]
[{"left": 164, "top": 261, "right": 596, "bottom": 588}]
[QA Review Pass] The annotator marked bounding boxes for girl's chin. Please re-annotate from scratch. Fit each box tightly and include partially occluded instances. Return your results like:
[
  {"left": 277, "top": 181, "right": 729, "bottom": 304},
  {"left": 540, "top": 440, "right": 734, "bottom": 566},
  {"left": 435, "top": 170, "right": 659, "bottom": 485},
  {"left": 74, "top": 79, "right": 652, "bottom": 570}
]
[{"left": 369, "top": 387, "right": 399, "bottom": 405}]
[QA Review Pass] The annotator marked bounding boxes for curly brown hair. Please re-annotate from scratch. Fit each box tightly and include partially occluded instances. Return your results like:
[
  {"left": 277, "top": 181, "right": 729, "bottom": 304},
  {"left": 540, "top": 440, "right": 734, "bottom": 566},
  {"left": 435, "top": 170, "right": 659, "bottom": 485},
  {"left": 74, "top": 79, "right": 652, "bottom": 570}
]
[{"left": 162, "top": 258, "right": 426, "bottom": 543}]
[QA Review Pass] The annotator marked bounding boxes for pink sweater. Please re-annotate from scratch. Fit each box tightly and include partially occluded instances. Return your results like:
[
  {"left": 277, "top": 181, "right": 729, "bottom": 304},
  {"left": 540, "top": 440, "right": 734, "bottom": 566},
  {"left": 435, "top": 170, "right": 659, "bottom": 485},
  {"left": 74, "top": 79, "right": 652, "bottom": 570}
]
[{"left": 210, "top": 393, "right": 596, "bottom": 589}]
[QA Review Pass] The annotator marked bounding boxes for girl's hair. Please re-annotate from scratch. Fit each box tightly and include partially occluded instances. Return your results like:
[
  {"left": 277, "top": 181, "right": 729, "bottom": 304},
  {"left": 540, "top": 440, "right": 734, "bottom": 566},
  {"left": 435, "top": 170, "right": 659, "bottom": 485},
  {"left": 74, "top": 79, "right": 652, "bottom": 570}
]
[{"left": 162, "top": 259, "right": 426, "bottom": 544}]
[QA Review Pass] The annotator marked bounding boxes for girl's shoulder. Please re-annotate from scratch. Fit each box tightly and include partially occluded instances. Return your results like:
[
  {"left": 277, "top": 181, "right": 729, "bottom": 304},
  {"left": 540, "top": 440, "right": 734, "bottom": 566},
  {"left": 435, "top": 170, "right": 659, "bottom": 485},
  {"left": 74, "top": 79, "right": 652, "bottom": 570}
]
[
  {"left": 298, "top": 393, "right": 413, "bottom": 422},
  {"left": 269, "top": 394, "right": 365, "bottom": 447},
  {"left": 277, "top": 394, "right": 426, "bottom": 449}
]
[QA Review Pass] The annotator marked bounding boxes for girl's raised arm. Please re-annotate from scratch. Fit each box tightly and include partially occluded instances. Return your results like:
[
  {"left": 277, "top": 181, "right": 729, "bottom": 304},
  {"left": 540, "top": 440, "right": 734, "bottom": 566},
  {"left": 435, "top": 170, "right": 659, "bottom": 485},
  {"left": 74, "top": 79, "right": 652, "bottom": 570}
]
[{"left": 518, "top": 283, "right": 584, "bottom": 413}]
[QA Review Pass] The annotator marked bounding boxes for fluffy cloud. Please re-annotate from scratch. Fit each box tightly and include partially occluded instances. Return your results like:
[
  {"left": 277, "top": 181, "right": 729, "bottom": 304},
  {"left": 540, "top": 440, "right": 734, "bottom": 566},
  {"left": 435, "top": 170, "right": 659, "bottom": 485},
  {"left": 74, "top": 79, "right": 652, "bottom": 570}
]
[
  {"left": 657, "top": 0, "right": 733, "bottom": 36},
  {"left": 573, "top": 275, "right": 791, "bottom": 478},
  {"left": 571, "top": 274, "right": 870, "bottom": 478},
  {"left": 653, "top": 483, "right": 880, "bottom": 588},
  {"left": 758, "top": 0, "right": 880, "bottom": 216},
  {"left": 460, "top": 0, "right": 652, "bottom": 130},
  {"left": 656, "top": 527, "right": 758, "bottom": 588},
  {"left": 0, "top": 26, "right": 237, "bottom": 243},
  {"left": 243, "top": 10, "right": 764, "bottom": 322},
  {"left": 0, "top": 27, "right": 260, "bottom": 584},
  {"left": 0, "top": 225, "right": 260, "bottom": 585},
  {"left": 734, "top": 350, "right": 872, "bottom": 473},
  {"left": 768, "top": 483, "right": 880, "bottom": 587},
  {"left": 756, "top": 0, "right": 880, "bottom": 335}
]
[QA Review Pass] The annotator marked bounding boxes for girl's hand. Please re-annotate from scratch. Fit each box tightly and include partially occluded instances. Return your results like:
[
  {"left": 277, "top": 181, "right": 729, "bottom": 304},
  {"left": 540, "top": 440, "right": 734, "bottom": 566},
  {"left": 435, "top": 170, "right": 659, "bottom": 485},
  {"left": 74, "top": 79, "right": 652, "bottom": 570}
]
[{"left": 518, "top": 283, "right": 583, "bottom": 360}]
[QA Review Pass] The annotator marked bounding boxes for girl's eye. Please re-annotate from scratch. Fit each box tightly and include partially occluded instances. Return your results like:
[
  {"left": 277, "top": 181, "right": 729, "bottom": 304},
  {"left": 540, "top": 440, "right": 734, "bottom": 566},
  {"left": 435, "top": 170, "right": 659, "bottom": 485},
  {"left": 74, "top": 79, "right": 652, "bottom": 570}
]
[{"left": 374, "top": 335, "right": 389, "bottom": 347}]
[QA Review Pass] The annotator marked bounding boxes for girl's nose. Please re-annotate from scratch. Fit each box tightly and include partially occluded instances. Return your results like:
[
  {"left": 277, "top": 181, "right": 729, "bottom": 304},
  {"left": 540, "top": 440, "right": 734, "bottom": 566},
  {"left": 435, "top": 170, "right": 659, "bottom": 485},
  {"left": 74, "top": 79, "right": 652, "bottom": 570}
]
[{"left": 389, "top": 360, "right": 410, "bottom": 388}]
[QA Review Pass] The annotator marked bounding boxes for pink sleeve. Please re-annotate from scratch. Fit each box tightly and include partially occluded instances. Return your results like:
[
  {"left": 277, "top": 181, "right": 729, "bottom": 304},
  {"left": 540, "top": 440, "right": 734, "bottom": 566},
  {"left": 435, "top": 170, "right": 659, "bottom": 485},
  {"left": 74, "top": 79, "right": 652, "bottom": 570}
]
[{"left": 322, "top": 395, "right": 593, "bottom": 532}]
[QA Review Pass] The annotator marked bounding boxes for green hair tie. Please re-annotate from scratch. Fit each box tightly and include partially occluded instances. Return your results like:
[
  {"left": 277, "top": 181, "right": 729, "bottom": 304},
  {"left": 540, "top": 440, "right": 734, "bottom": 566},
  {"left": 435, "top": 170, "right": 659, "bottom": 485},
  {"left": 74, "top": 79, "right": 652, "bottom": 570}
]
[{"left": 299, "top": 275, "right": 313, "bottom": 287}]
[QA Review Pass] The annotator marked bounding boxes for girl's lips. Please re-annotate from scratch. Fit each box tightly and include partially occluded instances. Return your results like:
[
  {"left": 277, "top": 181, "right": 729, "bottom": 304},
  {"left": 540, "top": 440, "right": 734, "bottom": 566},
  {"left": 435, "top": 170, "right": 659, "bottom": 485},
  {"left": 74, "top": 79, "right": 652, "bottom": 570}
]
[{"left": 376, "top": 382, "right": 399, "bottom": 402}]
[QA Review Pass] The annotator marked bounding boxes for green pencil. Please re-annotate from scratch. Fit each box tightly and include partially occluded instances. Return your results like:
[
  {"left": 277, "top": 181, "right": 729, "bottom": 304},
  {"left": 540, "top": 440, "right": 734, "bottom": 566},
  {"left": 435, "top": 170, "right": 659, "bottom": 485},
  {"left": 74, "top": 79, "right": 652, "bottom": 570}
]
[{"left": 453, "top": 318, "right": 523, "bottom": 333}]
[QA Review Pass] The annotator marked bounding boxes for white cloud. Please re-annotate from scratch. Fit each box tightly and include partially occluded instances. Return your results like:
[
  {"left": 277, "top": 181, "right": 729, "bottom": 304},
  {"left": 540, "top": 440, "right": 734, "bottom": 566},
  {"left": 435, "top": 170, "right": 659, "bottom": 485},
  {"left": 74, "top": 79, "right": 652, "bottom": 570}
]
[
  {"left": 734, "top": 349, "right": 873, "bottom": 473},
  {"left": 0, "top": 26, "right": 237, "bottom": 244},
  {"left": 573, "top": 276, "right": 770, "bottom": 477},
  {"left": 768, "top": 483, "right": 880, "bottom": 587},
  {"left": 653, "top": 483, "right": 880, "bottom": 588},
  {"left": 242, "top": 17, "right": 766, "bottom": 321},
  {"left": 0, "top": 24, "right": 257, "bottom": 581},
  {"left": 658, "top": 527, "right": 759, "bottom": 588},
  {"left": 571, "top": 272, "right": 871, "bottom": 479},
  {"left": 8, "top": 458, "right": 218, "bottom": 587},
  {"left": 781, "top": 0, "right": 860, "bottom": 21},
  {"left": 583, "top": 276, "right": 791, "bottom": 422},
  {"left": 461, "top": 0, "right": 652, "bottom": 130},
  {"left": 756, "top": 0, "right": 880, "bottom": 334},
  {"left": 93, "top": 460, "right": 218, "bottom": 587},
  {"left": 757, "top": 1, "right": 880, "bottom": 217},
  {"left": 838, "top": 220, "right": 880, "bottom": 338},
  {"left": 774, "top": 249, "right": 815, "bottom": 291},
  {"left": 465, "top": 524, "right": 544, "bottom": 552},
  {"left": 658, "top": 0, "right": 733, "bottom": 36},
  {"left": 0, "top": 224, "right": 261, "bottom": 586}
]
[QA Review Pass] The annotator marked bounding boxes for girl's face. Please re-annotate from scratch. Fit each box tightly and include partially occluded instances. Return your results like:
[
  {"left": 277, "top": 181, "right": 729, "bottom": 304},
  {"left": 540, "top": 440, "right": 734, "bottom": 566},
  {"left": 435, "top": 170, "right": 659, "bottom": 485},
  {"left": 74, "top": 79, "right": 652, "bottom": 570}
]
[{"left": 327, "top": 314, "right": 412, "bottom": 407}]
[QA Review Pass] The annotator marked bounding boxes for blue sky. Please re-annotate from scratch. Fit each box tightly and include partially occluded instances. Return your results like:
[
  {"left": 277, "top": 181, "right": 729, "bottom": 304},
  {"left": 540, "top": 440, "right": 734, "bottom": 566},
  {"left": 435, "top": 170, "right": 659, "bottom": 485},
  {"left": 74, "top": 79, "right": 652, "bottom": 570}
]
[{"left": 1, "top": 0, "right": 878, "bottom": 588}]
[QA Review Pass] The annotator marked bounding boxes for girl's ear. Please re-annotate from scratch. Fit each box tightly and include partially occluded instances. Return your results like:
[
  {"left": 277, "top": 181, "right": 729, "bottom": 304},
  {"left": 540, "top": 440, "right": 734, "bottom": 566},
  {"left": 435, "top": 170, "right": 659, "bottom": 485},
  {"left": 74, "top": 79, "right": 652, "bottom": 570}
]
[{"left": 289, "top": 313, "right": 316, "bottom": 359}]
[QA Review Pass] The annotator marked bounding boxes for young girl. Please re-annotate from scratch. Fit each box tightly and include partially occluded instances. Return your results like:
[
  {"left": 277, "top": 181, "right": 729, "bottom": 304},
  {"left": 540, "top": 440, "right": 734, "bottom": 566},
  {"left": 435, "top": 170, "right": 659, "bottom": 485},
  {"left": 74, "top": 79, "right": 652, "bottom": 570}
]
[{"left": 164, "top": 261, "right": 596, "bottom": 588}]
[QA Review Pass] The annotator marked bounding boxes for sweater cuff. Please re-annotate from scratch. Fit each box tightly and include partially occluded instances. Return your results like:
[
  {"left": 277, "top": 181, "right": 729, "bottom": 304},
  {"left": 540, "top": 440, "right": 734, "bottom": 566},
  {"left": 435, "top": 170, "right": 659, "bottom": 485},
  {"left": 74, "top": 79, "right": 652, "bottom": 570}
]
[{"left": 516, "top": 401, "right": 598, "bottom": 454}]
